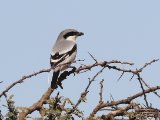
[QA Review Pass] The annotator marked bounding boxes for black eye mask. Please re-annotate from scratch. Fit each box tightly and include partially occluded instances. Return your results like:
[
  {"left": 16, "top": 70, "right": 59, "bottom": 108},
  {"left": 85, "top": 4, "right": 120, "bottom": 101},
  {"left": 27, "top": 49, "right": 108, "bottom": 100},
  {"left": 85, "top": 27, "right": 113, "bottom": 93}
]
[{"left": 63, "top": 32, "right": 78, "bottom": 39}]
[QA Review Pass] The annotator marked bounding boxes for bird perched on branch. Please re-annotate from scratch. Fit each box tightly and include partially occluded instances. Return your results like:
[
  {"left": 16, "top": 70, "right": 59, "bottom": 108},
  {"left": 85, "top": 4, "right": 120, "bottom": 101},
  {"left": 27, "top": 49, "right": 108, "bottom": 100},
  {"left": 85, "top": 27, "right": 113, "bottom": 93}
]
[{"left": 50, "top": 29, "right": 84, "bottom": 88}]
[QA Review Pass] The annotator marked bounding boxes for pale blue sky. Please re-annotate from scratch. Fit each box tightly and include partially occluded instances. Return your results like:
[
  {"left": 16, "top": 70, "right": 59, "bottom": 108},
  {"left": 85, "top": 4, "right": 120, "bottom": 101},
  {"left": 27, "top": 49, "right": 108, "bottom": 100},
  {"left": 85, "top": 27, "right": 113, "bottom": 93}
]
[{"left": 0, "top": 0, "right": 160, "bottom": 118}]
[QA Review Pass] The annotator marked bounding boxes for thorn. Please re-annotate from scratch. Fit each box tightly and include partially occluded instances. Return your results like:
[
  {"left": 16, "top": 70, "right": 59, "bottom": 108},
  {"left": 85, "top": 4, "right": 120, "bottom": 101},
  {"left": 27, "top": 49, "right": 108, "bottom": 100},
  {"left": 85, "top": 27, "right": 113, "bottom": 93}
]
[
  {"left": 88, "top": 52, "right": 98, "bottom": 63},
  {"left": 117, "top": 72, "right": 124, "bottom": 81}
]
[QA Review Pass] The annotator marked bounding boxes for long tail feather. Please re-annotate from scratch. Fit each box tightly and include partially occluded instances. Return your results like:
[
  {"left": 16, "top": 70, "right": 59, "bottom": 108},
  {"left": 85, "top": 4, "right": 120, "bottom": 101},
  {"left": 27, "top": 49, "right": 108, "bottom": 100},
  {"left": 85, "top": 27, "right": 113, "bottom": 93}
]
[
  {"left": 51, "top": 70, "right": 60, "bottom": 89},
  {"left": 47, "top": 70, "right": 52, "bottom": 84}
]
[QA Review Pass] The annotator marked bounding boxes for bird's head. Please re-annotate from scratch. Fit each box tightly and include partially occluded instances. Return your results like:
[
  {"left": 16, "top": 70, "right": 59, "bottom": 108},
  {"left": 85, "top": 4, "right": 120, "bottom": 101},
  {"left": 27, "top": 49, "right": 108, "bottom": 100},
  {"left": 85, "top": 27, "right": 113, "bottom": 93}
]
[{"left": 59, "top": 29, "right": 84, "bottom": 42}]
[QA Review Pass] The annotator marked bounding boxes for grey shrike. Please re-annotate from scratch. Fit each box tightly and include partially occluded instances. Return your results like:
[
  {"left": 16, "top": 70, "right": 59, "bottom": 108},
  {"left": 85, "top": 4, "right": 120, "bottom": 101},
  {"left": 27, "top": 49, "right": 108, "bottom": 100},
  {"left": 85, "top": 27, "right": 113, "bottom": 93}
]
[{"left": 50, "top": 29, "right": 84, "bottom": 88}]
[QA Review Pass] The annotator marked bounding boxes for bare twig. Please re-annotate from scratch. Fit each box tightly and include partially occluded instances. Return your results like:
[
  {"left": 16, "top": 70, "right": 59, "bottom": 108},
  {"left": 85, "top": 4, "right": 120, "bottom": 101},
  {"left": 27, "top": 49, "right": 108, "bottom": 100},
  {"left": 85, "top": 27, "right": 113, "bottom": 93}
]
[
  {"left": 139, "top": 59, "right": 159, "bottom": 72},
  {"left": 0, "top": 68, "right": 51, "bottom": 98},
  {"left": 137, "top": 73, "right": 149, "bottom": 108},
  {"left": 0, "top": 60, "right": 135, "bottom": 98},
  {"left": 67, "top": 67, "right": 106, "bottom": 116},
  {"left": 129, "top": 74, "right": 135, "bottom": 81},
  {"left": 101, "top": 103, "right": 139, "bottom": 119},
  {"left": 89, "top": 85, "right": 160, "bottom": 118},
  {"left": 99, "top": 79, "right": 104, "bottom": 103},
  {"left": 76, "top": 60, "right": 134, "bottom": 73},
  {"left": 140, "top": 77, "right": 160, "bottom": 98},
  {"left": 88, "top": 52, "right": 98, "bottom": 63},
  {"left": 117, "top": 72, "right": 125, "bottom": 81}
]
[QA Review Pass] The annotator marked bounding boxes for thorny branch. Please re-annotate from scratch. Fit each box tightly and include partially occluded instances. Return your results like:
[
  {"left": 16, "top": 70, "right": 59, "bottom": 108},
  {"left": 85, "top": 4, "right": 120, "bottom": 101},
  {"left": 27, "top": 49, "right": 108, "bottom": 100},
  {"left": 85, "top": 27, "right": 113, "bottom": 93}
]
[
  {"left": 0, "top": 60, "right": 133, "bottom": 97},
  {"left": 101, "top": 103, "right": 139, "bottom": 119},
  {"left": 140, "top": 77, "right": 160, "bottom": 98},
  {"left": 89, "top": 85, "right": 160, "bottom": 118},
  {"left": 67, "top": 67, "right": 106, "bottom": 117},
  {"left": 0, "top": 68, "right": 51, "bottom": 98},
  {"left": 137, "top": 73, "right": 149, "bottom": 108},
  {"left": 0, "top": 59, "right": 159, "bottom": 120}
]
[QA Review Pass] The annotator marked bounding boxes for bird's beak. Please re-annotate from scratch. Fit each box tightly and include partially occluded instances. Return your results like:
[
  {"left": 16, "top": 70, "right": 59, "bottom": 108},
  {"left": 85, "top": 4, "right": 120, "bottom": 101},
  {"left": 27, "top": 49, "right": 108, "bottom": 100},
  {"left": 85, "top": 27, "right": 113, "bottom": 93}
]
[{"left": 77, "top": 32, "right": 84, "bottom": 36}]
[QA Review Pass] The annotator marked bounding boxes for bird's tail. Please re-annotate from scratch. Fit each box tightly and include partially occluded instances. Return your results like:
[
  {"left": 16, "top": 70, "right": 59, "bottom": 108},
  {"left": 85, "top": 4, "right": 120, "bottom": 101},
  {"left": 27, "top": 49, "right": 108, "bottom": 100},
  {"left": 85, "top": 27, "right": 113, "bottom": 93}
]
[
  {"left": 47, "top": 69, "right": 52, "bottom": 84},
  {"left": 51, "top": 70, "right": 60, "bottom": 89}
]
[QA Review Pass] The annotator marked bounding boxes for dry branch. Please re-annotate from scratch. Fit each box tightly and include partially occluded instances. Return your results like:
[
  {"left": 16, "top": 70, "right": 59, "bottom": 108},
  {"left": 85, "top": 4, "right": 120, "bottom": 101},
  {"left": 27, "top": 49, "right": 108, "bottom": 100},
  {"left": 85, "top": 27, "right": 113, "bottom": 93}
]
[
  {"left": 19, "top": 87, "right": 54, "bottom": 120},
  {"left": 89, "top": 86, "right": 160, "bottom": 118},
  {"left": 99, "top": 79, "right": 104, "bottom": 103},
  {"left": 0, "top": 68, "right": 51, "bottom": 97},
  {"left": 101, "top": 103, "right": 139, "bottom": 119},
  {"left": 0, "top": 59, "right": 159, "bottom": 120},
  {"left": 0, "top": 60, "right": 134, "bottom": 98},
  {"left": 67, "top": 67, "right": 105, "bottom": 117}
]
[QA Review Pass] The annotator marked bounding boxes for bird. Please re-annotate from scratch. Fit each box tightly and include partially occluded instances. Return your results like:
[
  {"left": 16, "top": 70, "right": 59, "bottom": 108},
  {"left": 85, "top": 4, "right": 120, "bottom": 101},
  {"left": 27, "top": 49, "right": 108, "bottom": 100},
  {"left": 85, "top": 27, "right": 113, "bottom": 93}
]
[{"left": 50, "top": 29, "right": 84, "bottom": 89}]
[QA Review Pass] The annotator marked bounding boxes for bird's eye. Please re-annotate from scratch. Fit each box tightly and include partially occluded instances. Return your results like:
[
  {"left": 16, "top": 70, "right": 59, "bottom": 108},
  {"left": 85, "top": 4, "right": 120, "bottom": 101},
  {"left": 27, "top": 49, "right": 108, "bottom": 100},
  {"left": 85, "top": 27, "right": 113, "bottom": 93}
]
[{"left": 63, "top": 32, "right": 78, "bottom": 39}]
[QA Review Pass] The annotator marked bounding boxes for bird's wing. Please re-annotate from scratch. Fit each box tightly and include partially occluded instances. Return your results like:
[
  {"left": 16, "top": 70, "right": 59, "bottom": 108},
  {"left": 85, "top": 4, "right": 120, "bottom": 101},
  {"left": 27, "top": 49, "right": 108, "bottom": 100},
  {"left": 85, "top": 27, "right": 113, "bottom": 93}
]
[{"left": 50, "top": 41, "right": 77, "bottom": 67}]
